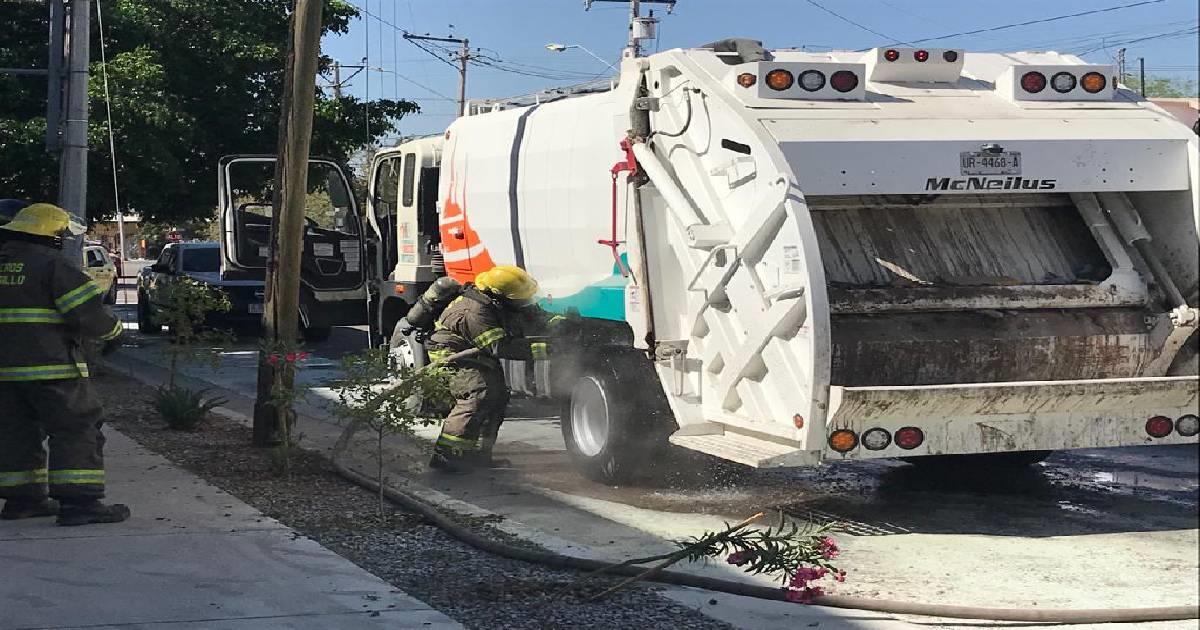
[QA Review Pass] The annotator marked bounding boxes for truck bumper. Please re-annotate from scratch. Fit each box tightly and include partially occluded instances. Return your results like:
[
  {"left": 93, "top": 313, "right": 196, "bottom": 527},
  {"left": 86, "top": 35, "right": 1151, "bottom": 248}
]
[{"left": 824, "top": 376, "right": 1199, "bottom": 460}]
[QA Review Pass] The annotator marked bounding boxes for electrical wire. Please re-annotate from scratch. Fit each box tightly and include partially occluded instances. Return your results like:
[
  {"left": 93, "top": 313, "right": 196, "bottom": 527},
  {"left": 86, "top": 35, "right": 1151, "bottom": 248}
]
[
  {"left": 95, "top": 0, "right": 127, "bottom": 265},
  {"left": 802, "top": 0, "right": 910, "bottom": 46},
  {"left": 905, "top": 0, "right": 1168, "bottom": 46},
  {"left": 1077, "top": 25, "right": 1200, "bottom": 56}
]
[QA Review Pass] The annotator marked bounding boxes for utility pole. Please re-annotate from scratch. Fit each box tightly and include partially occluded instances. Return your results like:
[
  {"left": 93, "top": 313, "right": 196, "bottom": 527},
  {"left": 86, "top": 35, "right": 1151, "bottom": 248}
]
[
  {"left": 1116, "top": 48, "right": 1127, "bottom": 86},
  {"left": 58, "top": 0, "right": 90, "bottom": 266},
  {"left": 584, "top": 0, "right": 676, "bottom": 58},
  {"left": 1139, "top": 57, "right": 1146, "bottom": 97},
  {"left": 403, "top": 33, "right": 474, "bottom": 117},
  {"left": 332, "top": 59, "right": 343, "bottom": 100},
  {"left": 252, "top": 0, "right": 324, "bottom": 446}
]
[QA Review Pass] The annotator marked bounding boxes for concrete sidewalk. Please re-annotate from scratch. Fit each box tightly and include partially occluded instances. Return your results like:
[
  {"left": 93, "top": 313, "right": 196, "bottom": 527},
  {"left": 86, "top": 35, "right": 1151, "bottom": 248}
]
[{"left": 0, "top": 428, "right": 461, "bottom": 630}]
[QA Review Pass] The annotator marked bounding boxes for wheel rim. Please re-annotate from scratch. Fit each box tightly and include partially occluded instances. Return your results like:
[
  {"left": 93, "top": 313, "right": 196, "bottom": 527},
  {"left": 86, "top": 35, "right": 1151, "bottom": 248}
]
[
  {"left": 570, "top": 376, "right": 611, "bottom": 457},
  {"left": 390, "top": 335, "right": 416, "bottom": 369}
]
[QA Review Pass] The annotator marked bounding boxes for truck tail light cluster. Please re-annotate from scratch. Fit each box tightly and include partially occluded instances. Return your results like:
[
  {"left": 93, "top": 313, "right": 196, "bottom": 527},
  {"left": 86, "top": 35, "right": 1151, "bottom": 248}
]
[
  {"left": 1147, "top": 414, "right": 1199, "bottom": 438},
  {"left": 1004, "top": 64, "right": 1113, "bottom": 102},
  {"left": 866, "top": 47, "right": 964, "bottom": 83},
  {"left": 828, "top": 426, "right": 925, "bottom": 453},
  {"left": 1021, "top": 70, "right": 1106, "bottom": 95},
  {"left": 735, "top": 62, "right": 866, "bottom": 100}
]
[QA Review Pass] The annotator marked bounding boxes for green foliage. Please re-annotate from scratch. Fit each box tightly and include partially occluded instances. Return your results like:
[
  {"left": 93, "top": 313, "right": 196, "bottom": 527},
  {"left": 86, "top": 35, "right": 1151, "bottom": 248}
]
[
  {"left": 153, "top": 385, "right": 227, "bottom": 431},
  {"left": 151, "top": 276, "right": 234, "bottom": 387},
  {"left": 333, "top": 347, "right": 453, "bottom": 516},
  {"left": 0, "top": 1, "right": 418, "bottom": 223},
  {"left": 1122, "top": 75, "right": 1198, "bottom": 98},
  {"left": 334, "top": 347, "right": 453, "bottom": 436}
]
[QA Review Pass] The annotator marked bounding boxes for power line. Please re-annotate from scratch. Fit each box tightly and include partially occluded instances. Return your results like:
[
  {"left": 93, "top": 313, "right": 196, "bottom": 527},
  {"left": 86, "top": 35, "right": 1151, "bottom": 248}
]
[
  {"left": 803, "top": 0, "right": 909, "bottom": 45},
  {"left": 906, "top": 0, "right": 1168, "bottom": 46},
  {"left": 1077, "top": 25, "right": 1199, "bottom": 55}
]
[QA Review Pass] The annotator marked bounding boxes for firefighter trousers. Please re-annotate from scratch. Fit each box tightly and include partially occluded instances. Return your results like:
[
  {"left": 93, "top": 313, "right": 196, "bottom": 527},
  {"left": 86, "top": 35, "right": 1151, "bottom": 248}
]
[
  {"left": 435, "top": 362, "right": 509, "bottom": 457},
  {"left": 0, "top": 379, "right": 107, "bottom": 502}
]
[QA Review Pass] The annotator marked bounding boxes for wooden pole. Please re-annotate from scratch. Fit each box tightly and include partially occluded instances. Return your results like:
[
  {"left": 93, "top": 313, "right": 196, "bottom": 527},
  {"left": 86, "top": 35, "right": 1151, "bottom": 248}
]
[{"left": 253, "top": 0, "right": 323, "bottom": 446}]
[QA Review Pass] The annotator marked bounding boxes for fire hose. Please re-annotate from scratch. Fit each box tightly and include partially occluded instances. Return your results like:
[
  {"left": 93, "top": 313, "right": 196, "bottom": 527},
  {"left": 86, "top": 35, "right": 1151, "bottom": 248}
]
[{"left": 329, "top": 348, "right": 1199, "bottom": 624}]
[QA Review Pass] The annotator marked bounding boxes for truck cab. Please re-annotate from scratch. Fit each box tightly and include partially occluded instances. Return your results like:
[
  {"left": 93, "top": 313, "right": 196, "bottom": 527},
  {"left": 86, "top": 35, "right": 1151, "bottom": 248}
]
[{"left": 217, "top": 155, "right": 368, "bottom": 340}]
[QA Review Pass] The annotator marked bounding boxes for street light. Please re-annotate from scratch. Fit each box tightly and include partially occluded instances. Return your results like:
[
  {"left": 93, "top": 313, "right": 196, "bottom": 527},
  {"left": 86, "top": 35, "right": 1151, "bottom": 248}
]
[{"left": 545, "top": 43, "right": 619, "bottom": 74}]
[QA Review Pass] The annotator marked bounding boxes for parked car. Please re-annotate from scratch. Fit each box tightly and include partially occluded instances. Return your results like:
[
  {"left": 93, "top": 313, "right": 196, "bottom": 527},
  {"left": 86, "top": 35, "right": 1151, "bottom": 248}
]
[
  {"left": 136, "top": 242, "right": 265, "bottom": 334},
  {"left": 83, "top": 244, "right": 119, "bottom": 304}
]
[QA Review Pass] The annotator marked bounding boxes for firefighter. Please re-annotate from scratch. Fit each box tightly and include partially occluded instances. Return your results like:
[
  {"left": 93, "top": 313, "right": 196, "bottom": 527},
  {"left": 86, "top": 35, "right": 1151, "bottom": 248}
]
[
  {"left": 0, "top": 203, "right": 129, "bottom": 526},
  {"left": 426, "top": 265, "right": 571, "bottom": 473}
]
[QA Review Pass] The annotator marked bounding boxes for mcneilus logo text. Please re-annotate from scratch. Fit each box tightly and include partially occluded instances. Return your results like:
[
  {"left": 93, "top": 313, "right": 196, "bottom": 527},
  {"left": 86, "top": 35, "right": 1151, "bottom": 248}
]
[{"left": 926, "top": 176, "right": 1058, "bottom": 191}]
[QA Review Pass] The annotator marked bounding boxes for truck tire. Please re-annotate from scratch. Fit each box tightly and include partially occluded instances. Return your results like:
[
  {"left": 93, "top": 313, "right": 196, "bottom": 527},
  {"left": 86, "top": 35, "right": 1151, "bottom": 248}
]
[
  {"left": 137, "top": 291, "right": 161, "bottom": 334},
  {"left": 906, "top": 450, "right": 1053, "bottom": 469},
  {"left": 561, "top": 350, "right": 675, "bottom": 485},
  {"left": 103, "top": 280, "right": 117, "bottom": 304}
]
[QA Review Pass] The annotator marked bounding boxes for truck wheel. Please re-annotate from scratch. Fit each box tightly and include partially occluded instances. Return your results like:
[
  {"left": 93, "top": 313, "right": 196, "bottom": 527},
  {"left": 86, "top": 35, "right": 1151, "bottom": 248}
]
[
  {"left": 906, "top": 450, "right": 1054, "bottom": 469},
  {"left": 562, "top": 351, "right": 675, "bottom": 485},
  {"left": 103, "top": 281, "right": 117, "bottom": 304},
  {"left": 389, "top": 325, "right": 428, "bottom": 370},
  {"left": 137, "top": 291, "right": 161, "bottom": 334},
  {"left": 302, "top": 325, "right": 332, "bottom": 343}
]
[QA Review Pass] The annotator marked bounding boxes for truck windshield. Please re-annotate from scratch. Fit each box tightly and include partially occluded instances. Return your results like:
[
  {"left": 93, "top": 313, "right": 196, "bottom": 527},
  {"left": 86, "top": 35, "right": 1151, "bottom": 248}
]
[{"left": 181, "top": 248, "right": 221, "bottom": 273}]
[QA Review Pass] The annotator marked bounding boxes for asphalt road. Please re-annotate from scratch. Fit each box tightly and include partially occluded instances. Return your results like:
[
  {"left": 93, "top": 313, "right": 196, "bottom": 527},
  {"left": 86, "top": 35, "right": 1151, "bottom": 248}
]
[{"left": 108, "top": 280, "right": 1200, "bottom": 626}]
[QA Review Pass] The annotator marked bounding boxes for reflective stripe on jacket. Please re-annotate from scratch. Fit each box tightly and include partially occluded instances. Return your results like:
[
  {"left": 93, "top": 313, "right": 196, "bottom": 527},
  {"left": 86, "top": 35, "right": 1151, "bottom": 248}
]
[
  {"left": 426, "top": 285, "right": 555, "bottom": 362},
  {"left": 0, "top": 237, "right": 123, "bottom": 381}
]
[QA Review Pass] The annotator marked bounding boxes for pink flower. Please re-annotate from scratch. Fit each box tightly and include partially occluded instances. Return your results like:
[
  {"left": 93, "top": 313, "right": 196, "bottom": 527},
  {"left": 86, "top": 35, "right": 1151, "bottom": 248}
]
[
  {"left": 834, "top": 570, "right": 847, "bottom": 583},
  {"left": 819, "top": 536, "right": 840, "bottom": 560},
  {"left": 726, "top": 551, "right": 754, "bottom": 566},
  {"left": 285, "top": 353, "right": 297, "bottom": 363},
  {"left": 791, "top": 566, "right": 827, "bottom": 587},
  {"left": 784, "top": 586, "right": 825, "bottom": 604},
  {"left": 267, "top": 354, "right": 279, "bottom": 365}
]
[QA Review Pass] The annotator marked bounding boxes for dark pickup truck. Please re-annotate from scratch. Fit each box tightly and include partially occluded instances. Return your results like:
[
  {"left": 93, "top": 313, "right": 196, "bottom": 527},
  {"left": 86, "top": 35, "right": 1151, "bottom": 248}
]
[{"left": 136, "top": 242, "right": 267, "bottom": 334}]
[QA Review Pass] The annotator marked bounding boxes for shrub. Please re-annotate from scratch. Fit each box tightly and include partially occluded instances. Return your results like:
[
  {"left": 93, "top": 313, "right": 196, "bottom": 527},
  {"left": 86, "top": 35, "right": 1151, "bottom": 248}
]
[{"left": 154, "top": 385, "right": 227, "bottom": 431}]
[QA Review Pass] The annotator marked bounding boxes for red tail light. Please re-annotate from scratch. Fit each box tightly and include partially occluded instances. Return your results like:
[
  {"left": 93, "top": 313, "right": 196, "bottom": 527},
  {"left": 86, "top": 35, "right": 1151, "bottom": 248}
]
[
  {"left": 894, "top": 427, "right": 925, "bottom": 450},
  {"left": 914, "top": 50, "right": 930, "bottom": 62},
  {"left": 884, "top": 49, "right": 900, "bottom": 62},
  {"left": 1020, "top": 71, "right": 1047, "bottom": 94},
  {"left": 830, "top": 70, "right": 859, "bottom": 93},
  {"left": 1146, "top": 416, "right": 1174, "bottom": 438}
]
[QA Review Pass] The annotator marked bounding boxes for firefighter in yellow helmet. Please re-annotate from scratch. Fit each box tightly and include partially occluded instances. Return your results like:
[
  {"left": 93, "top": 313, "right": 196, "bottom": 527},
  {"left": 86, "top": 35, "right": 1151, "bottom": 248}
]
[
  {"left": 0, "top": 203, "right": 129, "bottom": 525},
  {"left": 425, "top": 265, "right": 572, "bottom": 473}
]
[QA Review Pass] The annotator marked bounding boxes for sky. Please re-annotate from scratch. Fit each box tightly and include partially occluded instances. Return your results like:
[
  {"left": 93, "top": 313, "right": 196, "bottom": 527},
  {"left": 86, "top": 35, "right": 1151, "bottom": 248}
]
[{"left": 321, "top": 0, "right": 1200, "bottom": 141}]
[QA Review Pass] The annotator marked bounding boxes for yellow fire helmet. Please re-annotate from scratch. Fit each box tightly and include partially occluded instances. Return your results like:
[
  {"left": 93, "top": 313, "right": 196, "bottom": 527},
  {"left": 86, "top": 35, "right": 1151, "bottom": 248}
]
[
  {"left": 475, "top": 265, "right": 539, "bottom": 302},
  {"left": 0, "top": 203, "right": 87, "bottom": 238}
]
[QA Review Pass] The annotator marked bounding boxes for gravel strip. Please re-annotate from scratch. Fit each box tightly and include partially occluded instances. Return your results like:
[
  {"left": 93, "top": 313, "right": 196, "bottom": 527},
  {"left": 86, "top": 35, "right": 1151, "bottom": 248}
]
[{"left": 98, "top": 372, "right": 733, "bottom": 630}]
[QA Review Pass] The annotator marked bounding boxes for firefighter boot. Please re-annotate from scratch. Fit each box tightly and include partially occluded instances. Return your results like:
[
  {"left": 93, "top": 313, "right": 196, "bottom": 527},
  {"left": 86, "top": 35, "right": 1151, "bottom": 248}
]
[
  {"left": 474, "top": 437, "right": 513, "bottom": 469},
  {"left": 56, "top": 499, "right": 131, "bottom": 526},
  {"left": 429, "top": 444, "right": 475, "bottom": 475},
  {"left": 1, "top": 498, "right": 59, "bottom": 520}
]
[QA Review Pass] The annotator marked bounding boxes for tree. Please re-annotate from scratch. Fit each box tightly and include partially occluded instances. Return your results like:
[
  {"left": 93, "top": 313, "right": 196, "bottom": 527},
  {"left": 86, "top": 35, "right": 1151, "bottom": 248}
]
[
  {"left": 1122, "top": 75, "right": 1198, "bottom": 99},
  {"left": 0, "top": 0, "right": 417, "bottom": 224}
]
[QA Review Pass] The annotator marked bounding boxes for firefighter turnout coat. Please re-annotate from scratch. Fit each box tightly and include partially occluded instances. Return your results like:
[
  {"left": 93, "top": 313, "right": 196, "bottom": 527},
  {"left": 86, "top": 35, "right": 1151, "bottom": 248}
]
[{"left": 0, "top": 236, "right": 123, "bottom": 500}]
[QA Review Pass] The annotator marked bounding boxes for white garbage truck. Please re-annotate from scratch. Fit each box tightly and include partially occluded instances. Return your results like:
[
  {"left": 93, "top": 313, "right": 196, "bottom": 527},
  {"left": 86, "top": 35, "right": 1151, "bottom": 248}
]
[{"left": 232, "top": 40, "right": 1200, "bottom": 482}]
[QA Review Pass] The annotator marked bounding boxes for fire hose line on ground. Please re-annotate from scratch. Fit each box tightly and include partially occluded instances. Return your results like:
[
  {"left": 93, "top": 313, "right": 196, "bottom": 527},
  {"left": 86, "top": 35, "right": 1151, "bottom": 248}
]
[{"left": 328, "top": 348, "right": 1198, "bottom": 624}]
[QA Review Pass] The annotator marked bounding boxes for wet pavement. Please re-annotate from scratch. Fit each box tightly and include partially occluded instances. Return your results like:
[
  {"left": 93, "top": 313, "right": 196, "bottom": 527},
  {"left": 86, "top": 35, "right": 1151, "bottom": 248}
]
[{"left": 106, "top": 280, "right": 1200, "bottom": 624}]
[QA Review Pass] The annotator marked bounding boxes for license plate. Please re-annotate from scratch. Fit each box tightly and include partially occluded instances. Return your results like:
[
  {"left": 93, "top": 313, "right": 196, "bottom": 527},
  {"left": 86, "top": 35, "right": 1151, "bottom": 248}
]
[
  {"left": 248, "top": 303, "right": 264, "bottom": 314},
  {"left": 960, "top": 151, "right": 1021, "bottom": 175}
]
